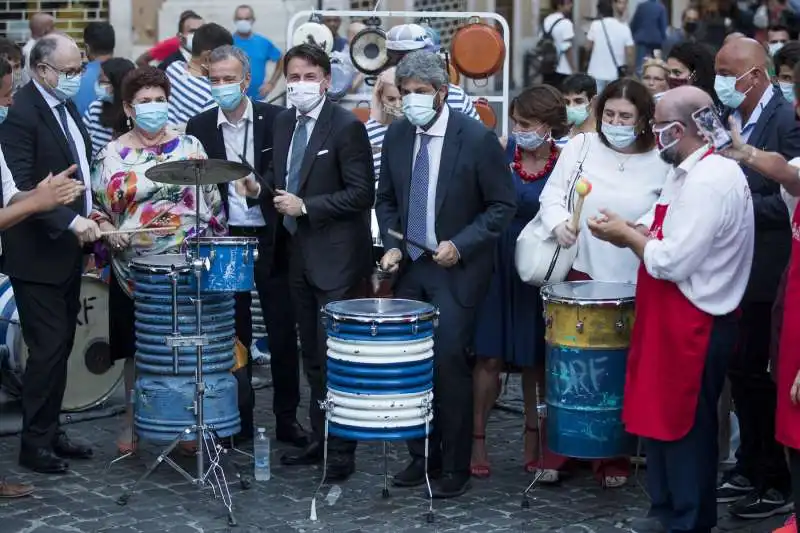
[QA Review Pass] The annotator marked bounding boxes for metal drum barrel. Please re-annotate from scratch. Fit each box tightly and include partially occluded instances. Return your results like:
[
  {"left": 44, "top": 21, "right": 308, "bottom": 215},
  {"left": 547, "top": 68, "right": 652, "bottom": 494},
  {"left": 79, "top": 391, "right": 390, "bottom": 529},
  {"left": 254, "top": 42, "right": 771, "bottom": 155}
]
[
  {"left": 131, "top": 255, "right": 240, "bottom": 442},
  {"left": 323, "top": 299, "right": 437, "bottom": 441},
  {"left": 541, "top": 281, "right": 636, "bottom": 459}
]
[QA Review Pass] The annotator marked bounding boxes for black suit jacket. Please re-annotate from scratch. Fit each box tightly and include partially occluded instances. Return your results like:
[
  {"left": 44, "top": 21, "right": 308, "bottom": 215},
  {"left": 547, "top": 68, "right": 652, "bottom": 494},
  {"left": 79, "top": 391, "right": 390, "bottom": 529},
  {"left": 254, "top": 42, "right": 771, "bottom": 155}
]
[
  {"left": 258, "top": 98, "right": 374, "bottom": 291},
  {"left": 724, "top": 86, "right": 800, "bottom": 303},
  {"left": 186, "top": 99, "right": 283, "bottom": 260},
  {"left": 0, "top": 81, "right": 90, "bottom": 284},
  {"left": 375, "top": 110, "right": 517, "bottom": 307}
]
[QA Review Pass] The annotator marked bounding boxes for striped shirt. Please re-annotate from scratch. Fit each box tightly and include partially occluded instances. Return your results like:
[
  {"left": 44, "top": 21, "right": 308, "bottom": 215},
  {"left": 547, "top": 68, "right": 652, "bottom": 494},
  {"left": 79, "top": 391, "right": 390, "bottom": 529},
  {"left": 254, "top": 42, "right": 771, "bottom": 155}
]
[
  {"left": 82, "top": 100, "right": 113, "bottom": 159},
  {"left": 446, "top": 83, "right": 479, "bottom": 120},
  {"left": 165, "top": 61, "right": 213, "bottom": 127}
]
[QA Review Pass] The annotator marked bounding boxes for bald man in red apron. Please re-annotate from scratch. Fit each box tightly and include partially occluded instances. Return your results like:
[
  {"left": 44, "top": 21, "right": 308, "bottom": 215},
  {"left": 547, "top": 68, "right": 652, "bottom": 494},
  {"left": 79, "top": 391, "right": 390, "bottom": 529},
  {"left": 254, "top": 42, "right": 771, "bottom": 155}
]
[{"left": 588, "top": 86, "right": 755, "bottom": 533}]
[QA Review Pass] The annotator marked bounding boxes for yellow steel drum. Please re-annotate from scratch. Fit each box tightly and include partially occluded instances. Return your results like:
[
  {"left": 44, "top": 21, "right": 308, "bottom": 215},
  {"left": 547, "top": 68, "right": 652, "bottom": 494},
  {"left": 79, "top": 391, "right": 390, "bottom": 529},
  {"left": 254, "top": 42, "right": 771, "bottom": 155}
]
[{"left": 541, "top": 281, "right": 636, "bottom": 349}]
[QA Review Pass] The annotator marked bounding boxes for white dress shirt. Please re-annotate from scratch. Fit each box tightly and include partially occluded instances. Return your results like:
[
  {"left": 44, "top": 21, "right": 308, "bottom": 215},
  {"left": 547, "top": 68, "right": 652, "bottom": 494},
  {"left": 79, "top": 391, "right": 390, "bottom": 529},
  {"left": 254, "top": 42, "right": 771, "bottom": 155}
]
[
  {"left": 733, "top": 85, "right": 774, "bottom": 143},
  {"left": 33, "top": 80, "right": 92, "bottom": 220},
  {"left": 286, "top": 96, "right": 326, "bottom": 177},
  {"left": 218, "top": 99, "right": 266, "bottom": 227},
  {"left": 413, "top": 104, "right": 449, "bottom": 251},
  {"left": 642, "top": 145, "right": 755, "bottom": 315},
  {"left": 0, "top": 147, "right": 21, "bottom": 207}
]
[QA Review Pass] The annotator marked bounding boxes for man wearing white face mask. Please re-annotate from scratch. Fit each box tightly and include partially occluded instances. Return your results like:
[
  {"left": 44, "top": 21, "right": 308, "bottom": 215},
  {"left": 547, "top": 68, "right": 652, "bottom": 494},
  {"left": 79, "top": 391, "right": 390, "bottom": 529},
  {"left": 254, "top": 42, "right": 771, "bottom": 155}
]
[
  {"left": 0, "top": 33, "right": 101, "bottom": 475},
  {"left": 772, "top": 41, "right": 800, "bottom": 111},
  {"left": 714, "top": 37, "right": 800, "bottom": 519},
  {"left": 376, "top": 51, "right": 516, "bottom": 498},
  {"left": 232, "top": 5, "right": 283, "bottom": 100}
]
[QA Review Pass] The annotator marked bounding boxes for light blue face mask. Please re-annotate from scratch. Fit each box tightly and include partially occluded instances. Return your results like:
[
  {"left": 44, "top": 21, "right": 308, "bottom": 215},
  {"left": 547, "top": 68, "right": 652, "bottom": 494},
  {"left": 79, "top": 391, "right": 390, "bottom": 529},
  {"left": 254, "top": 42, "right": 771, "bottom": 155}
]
[
  {"left": 402, "top": 92, "right": 437, "bottom": 127},
  {"left": 133, "top": 101, "right": 169, "bottom": 134},
  {"left": 95, "top": 80, "right": 112, "bottom": 103},
  {"left": 780, "top": 81, "right": 796, "bottom": 104},
  {"left": 211, "top": 82, "right": 245, "bottom": 111},
  {"left": 48, "top": 68, "right": 81, "bottom": 101},
  {"left": 513, "top": 129, "right": 548, "bottom": 151},
  {"left": 601, "top": 122, "right": 637, "bottom": 150},
  {"left": 0, "top": 106, "right": 7, "bottom": 124},
  {"left": 566, "top": 104, "right": 589, "bottom": 126},
  {"left": 769, "top": 42, "right": 785, "bottom": 57},
  {"left": 714, "top": 68, "right": 754, "bottom": 109}
]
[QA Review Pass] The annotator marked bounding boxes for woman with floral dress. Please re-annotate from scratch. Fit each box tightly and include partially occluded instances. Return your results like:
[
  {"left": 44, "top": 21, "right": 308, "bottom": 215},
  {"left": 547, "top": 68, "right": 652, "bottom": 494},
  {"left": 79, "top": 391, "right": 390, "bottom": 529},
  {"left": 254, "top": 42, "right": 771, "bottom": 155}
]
[{"left": 90, "top": 66, "right": 226, "bottom": 454}]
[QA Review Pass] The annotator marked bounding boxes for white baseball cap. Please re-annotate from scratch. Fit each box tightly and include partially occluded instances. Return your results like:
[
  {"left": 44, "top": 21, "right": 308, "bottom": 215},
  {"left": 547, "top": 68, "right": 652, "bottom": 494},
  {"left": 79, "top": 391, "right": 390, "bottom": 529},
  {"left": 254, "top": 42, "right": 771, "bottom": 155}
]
[{"left": 386, "top": 23, "right": 431, "bottom": 51}]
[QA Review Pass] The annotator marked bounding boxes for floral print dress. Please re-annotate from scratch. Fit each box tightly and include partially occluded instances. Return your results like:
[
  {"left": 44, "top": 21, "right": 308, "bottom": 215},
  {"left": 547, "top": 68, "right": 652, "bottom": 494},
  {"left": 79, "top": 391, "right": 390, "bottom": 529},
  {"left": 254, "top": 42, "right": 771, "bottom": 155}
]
[{"left": 90, "top": 135, "right": 227, "bottom": 297}]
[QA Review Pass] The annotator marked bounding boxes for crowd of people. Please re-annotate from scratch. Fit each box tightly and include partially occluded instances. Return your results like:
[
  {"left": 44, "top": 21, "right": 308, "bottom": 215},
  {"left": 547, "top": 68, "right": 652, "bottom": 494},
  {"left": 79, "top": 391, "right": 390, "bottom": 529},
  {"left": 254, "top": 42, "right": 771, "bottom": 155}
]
[{"left": 0, "top": 4, "right": 798, "bottom": 533}]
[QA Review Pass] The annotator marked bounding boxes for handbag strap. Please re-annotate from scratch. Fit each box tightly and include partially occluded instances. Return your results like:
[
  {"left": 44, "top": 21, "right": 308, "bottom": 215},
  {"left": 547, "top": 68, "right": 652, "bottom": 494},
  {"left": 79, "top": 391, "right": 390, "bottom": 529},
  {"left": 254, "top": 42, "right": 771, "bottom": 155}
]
[
  {"left": 566, "top": 133, "right": 591, "bottom": 213},
  {"left": 599, "top": 18, "right": 620, "bottom": 70}
]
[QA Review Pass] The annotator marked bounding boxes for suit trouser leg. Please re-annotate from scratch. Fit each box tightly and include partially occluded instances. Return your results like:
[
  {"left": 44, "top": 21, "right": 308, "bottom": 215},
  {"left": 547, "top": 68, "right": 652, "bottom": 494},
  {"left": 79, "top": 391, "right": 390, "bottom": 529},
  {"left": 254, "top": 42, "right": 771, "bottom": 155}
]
[
  {"left": 13, "top": 270, "right": 82, "bottom": 450},
  {"left": 233, "top": 289, "right": 256, "bottom": 436},
  {"left": 397, "top": 260, "right": 476, "bottom": 476},
  {"left": 645, "top": 314, "right": 737, "bottom": 532}
]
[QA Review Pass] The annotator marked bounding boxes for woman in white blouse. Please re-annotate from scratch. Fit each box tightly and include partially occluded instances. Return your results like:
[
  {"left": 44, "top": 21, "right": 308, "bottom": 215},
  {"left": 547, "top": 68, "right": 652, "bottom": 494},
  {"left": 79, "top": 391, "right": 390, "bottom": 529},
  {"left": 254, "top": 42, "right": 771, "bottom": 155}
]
[{"left": 538, "top": 78, "right": 671, "bottom": 487}]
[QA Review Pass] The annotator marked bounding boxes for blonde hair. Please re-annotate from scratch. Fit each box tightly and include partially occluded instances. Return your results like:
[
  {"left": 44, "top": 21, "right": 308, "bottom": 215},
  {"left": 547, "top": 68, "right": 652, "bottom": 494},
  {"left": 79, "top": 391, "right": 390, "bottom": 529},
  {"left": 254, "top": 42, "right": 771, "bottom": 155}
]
[
  {"left": 369, "top": 67, "right": 398, "bottom": 124},
  {"left": 641, "top": 57, "right": 669, "bottom": 77}
]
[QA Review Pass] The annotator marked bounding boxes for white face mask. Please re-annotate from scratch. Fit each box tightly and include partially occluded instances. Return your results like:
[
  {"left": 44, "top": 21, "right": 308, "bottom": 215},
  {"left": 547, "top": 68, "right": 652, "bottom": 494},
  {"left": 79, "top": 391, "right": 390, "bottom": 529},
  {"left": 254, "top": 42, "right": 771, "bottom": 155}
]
[
  {"left": 287, "top": 81, "right": 324, "bottom": 113},
  {"left": 235, "top": 20, "right": 253, "bottom": 34}
]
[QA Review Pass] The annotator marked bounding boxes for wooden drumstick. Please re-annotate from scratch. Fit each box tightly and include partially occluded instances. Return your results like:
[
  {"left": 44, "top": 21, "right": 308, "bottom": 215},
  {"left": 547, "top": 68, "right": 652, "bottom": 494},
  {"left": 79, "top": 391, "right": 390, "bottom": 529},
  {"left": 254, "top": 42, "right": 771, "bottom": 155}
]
[
  {"left": 101, "top": 225, "right": 179, "bottom": 236},
  {"left": 569, "top": 178, "right": 592, "bottom": 232}
]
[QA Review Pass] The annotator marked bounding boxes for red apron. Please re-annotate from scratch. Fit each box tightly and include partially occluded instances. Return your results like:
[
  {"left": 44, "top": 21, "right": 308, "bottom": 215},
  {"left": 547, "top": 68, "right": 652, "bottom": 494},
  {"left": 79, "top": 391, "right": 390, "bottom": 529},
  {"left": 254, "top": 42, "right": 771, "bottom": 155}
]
[
  {"left": 776, "top": 203, "right": 800, "bottom": 450},
  {"left": 622, "top": 203, "right": 715, "bottom": 441}
]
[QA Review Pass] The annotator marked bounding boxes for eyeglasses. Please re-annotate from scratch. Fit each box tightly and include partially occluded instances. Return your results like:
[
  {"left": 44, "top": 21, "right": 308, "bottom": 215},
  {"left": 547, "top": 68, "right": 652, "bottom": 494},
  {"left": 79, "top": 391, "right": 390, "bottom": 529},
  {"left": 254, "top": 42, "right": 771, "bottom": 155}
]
[{"left": 41, "top": 62, "right": 84, "bottom": 79}]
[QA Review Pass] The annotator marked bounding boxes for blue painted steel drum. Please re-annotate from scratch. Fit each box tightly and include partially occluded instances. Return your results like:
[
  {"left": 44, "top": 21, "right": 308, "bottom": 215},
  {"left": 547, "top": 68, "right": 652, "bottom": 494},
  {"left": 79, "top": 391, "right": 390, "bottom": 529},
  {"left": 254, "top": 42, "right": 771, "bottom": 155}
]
[
  {"left": 131, "top": 254, "right": 240, "bottom": 443},
  {"left": 541, "top": 281, "right": 637, "bottom": 459},
  {"left": 323, "top": 298, "right": 438, "bottom": 441},
  {"left": 0, "top": 276, "right": 24, "bottom": 376},
  {"left": 186, "top": 237, "right": 258, "bottom": 293}
]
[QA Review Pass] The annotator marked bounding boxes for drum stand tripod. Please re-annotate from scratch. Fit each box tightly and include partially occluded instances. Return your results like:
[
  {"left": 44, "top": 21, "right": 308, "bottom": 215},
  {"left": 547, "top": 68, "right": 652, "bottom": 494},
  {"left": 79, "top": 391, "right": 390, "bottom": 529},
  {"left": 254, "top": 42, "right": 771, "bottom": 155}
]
[
  {"left": 114, "top": 175, "right": 238, "bottom": 527},
  {"left": 521, "top": 388, "right": 548, "bottom": 509}
]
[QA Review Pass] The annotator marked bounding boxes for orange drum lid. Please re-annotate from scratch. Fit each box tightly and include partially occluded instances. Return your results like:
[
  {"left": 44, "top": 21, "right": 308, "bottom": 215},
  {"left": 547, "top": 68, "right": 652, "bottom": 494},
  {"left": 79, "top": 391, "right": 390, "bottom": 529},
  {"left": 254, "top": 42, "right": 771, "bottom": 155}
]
[
  {"left": 474, "top": 98, "right": 497, "bottom": 129},
  {"left": 450, "top": 19, "right": 505, "bottom": 79}
]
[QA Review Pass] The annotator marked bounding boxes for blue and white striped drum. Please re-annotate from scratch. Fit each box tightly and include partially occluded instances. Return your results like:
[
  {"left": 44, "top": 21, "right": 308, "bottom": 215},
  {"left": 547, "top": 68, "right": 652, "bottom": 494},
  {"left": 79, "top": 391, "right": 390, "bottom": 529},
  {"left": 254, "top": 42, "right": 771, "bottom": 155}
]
[
  {"left": 186, "top": 236, "right": 259, "bottom": 293},
  {"left": 131, "top": 254, "right": 240, "bottom": 442},
  {"left": 322, "top": 298, "right": 438, "bottom": 441}
]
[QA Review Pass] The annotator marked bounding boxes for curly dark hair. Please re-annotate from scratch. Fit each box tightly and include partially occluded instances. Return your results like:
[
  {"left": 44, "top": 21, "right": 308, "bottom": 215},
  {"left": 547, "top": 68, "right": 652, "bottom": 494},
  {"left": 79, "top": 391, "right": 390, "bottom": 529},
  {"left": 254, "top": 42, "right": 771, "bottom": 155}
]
[
  {"left": 510, "top": 84, "right": 569, "bottom": 139},
  {"left": 667, "top": 41, "right": 720, "bottom": 106},
  {"left": 121, "top": 66, "right": 171, "bottom": 104},
  {"left": 283, "top": 43, "right": 332, "bottom": 77},
  {"left": 99, "top": 58, "right": 136, "bottom": 137},
  {"left": 595, "top": 78, "right": 656, "bottom": 152}
]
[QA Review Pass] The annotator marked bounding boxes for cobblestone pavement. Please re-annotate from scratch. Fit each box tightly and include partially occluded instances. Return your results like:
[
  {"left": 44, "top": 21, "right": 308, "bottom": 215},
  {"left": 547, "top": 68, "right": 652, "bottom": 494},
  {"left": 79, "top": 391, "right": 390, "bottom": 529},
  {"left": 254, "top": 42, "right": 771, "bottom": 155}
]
[{"left": 0, "top": 370, "right": 787, "bottom": 533}]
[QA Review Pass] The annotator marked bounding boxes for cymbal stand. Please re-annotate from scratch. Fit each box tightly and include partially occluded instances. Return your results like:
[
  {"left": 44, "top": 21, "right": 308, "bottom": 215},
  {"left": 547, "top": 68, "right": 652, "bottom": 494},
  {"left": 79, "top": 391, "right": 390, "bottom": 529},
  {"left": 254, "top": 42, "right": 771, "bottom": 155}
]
[
  {"left": 116, "top": 164, "right": 238, "bottom": 527},
  {"left": 521, "top": 384, "right": 547, "bottom": 509}
]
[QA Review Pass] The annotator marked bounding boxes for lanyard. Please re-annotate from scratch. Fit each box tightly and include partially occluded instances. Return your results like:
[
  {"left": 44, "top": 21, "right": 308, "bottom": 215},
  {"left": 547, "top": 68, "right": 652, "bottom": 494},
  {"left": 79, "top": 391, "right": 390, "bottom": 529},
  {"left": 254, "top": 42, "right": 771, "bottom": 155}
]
[
  {"left": 240, "top": 119, "right": 249, "bottom": 163},
  {"left": 219, "top": 119, "right": 250, "bottom": 164}
]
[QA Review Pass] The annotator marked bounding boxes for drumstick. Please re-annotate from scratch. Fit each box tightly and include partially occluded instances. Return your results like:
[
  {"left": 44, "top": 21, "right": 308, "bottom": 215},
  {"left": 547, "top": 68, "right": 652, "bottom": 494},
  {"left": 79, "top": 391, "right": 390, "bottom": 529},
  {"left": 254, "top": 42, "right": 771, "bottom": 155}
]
[
  {"left": 569, "top": 178, "right": 592, "bottom": 232},
  {"left": 101, "top": 226, "right": 179, "bottom": 236},
  {"left": 387, "top": 228, "right": 437, "bottom": 255}
]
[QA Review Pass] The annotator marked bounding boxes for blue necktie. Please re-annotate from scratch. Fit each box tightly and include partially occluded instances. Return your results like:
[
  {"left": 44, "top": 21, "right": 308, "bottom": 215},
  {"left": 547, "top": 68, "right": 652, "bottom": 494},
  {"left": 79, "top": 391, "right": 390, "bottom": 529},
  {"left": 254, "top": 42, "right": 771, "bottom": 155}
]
[
  {"left": 55, "top": 103, "right": 86, "bottom": 214},
  {"left": 284, "top": 115, "right": 309, "bottom": 234},
  {"left": 407, "top": 135, "right": 432, "bottom": 261}
]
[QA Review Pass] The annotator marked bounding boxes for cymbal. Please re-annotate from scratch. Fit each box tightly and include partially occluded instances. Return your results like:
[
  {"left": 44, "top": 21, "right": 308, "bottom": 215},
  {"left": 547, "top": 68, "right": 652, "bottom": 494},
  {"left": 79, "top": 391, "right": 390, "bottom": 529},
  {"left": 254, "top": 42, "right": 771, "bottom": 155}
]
[{"left": 145, "top": 159, "right": 251, "bottom": 186}]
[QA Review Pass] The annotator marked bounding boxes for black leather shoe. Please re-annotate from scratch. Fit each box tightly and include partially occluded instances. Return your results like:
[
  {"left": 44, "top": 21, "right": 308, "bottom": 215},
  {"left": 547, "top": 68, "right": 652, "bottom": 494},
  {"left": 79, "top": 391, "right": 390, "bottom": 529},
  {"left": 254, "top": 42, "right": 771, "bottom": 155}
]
[
  {"left": 392, "top": 457, "right": 442, "bottom": 487},
  {"left": 276, "top": 420, "right": 310, "bottom": 448},
  {"left": 429, "top": 472, "right": 471, "bottom": 499},
  {"left": 52, "top": 432, "right": 93, "bottom": 459},
  {"left": 280, "top": 440, "right": 323, "bottom": 466},
  {"left": 19, "top": 448, "right": 68, "bottom": 474},
  {"left": 327, "top": 454, "right": 355, "bottom": 482}
]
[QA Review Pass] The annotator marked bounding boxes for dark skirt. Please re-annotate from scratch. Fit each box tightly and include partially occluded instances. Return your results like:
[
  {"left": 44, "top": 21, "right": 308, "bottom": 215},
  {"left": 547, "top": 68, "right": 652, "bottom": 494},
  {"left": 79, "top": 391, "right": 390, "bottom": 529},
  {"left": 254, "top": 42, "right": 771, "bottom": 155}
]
[{"left": 109, "top": 267, "right": 135, "bottom": 362}]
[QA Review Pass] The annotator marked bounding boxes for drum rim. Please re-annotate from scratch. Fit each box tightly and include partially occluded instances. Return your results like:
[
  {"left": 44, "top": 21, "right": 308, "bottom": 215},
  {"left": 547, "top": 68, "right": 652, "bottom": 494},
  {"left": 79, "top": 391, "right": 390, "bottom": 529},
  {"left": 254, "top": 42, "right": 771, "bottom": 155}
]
[
  {"left": 541, "top": 280, "right": 636, "bottom": 305},
  {"left": 323, "top": 298, "right": 438, "bottom": 323},
  {"left": 185, "top": 236, "right": 259, "bottom": 245},
  {"left": 129, "top": 253, "right": 191, "bottom": 272}
]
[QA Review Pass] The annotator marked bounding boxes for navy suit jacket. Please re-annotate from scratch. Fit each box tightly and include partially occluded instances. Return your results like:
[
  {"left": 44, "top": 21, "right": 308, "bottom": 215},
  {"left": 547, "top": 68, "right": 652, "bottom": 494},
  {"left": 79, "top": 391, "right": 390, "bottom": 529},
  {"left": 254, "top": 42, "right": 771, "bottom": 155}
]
[
  {"left": 375, "top": 110, "right": 517, "bottom": 307},
  {"left": 725, "top": 86, "right": 800, "bottom": 303}
]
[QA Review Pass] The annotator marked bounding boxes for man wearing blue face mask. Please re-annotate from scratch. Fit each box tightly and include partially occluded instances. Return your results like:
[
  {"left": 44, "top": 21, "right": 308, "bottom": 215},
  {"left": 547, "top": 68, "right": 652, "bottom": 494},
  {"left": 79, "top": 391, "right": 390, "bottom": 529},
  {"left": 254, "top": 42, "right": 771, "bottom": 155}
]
[
  {"left": 714, "top": 36, "right": 800, "bottom": 519},
  {"left": 186, "top": 44, "right": 306, "bottom": 449},
  {"left": 0, "top": 33, "right": 101, "bottom": 476},
  {"left": 773, "top": 41, "right": 800, "bottom": 112},
  {"left": 376, "top": 50, "right": 516, "bottom": 499}
]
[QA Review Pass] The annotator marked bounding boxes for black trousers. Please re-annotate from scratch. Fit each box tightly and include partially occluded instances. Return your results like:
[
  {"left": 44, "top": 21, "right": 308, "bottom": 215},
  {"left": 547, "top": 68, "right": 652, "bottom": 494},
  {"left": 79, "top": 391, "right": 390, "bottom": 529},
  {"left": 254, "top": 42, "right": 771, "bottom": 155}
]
[
  {"left": 646, "top": 314, "right": 738, "bottom": 533},
  {"left": 395, "top": 258, "right": 478, "bottom": 476},
  {"left": 287, "top": 235, "right": 360, "bottom": 457},
  {"left": 230, "top": 226, "right": 301, "bottom": 435},
  {"left": 789, "top": 448, "right": 800, "bottom": 514},
  {"left": 729, "top": 301, "right": 791, "bottom": 493},
  {"left": 108, "top": 266, "right": 135, "bottom": 362},
  {"left": 13, "top": 265, "right": 82, "bottom": 449}
]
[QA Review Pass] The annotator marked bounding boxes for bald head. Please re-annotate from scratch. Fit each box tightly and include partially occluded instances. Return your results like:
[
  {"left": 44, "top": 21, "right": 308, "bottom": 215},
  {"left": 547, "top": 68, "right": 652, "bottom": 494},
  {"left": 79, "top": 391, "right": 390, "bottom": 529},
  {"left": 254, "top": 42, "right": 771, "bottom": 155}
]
[
  {"left": 715, "top": 36, "right": 771, "bottom": 110},
  {"left": 30, "top": 33, "right": 82, "bottom": 98},
  {"left": 657, "top": 86, "right": 713, "bottom": 125},
  {"left": 724, "top": 31, "right": 746, "bottom": 44},
  {"left": 718, "top": 37, "right": 769, "bottom": 70},
  {"left": 29, "top": 13, "right": 54, "bottom": 39}
]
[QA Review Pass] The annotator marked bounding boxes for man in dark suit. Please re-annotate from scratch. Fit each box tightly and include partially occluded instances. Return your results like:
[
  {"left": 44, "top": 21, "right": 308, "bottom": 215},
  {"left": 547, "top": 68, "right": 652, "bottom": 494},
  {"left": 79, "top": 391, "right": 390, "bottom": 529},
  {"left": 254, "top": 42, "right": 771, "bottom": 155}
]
[
  {"left": 376, "top": 51, "right": 516, "bottom": 498},
  {"left": 0, "top": 33, "right": 101, "bottom": 474},
  {"left": 241, "top": 43, "right": 374, "bottom": 480},
  {"left": 186, "top": 44, "right": 307, "bottom": 448},
  {"left": 715, "top": 37, "right": 800, "bottom": 517}
]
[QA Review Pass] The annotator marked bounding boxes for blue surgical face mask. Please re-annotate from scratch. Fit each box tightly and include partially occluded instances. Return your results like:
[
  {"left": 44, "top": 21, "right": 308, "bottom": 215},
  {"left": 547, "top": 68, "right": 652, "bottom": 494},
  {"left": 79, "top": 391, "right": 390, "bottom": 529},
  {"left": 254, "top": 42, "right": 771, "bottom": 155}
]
[
  {"left": 769, "top": 42, "right": 785, "bottom": 57},
  {"left": 95, "top": 80, "right": 112, "bottom": 102},
  {"left": 48, "top": 68, "right": 81, "bottom": 101},
  {"left": 714, "top": 69, "right": 754, "bottom": 109},
  {"left": 566, "top": 104, "right": 589, "bottom": 126},
  {"left": 601, "top": 122, "right": 637, "bottom": 150},
  {"left": 0, "top": 106, "right": 7, "bottom": 124},
  {"left": 211, "top": 81, "right": 245, "bottom": 111},
  {"left": 513, "top": 128, "right": 549, "bottom": 151},
  {"left": 402, "top": 92, "right": 438, "bottom": 127},
  {"left": 133, "top": 101, "right": 169, "bottom": 134},
  {"left": 780, "top": 81, "right": 796, "bottom": 104}
]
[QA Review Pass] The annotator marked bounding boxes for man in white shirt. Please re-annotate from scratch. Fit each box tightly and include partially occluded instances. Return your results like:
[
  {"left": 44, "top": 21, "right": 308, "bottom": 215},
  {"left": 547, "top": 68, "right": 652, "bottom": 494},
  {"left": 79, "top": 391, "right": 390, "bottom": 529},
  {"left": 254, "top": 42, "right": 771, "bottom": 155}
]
[
  {"left": 541, "top": 0, "right": 575, "bottom": 88},
  {"left": 21, "top": 13, "right": 54, "bottom": 87},
  {"left": 587, "top": 86, "right": 754, "bottom": 533}
]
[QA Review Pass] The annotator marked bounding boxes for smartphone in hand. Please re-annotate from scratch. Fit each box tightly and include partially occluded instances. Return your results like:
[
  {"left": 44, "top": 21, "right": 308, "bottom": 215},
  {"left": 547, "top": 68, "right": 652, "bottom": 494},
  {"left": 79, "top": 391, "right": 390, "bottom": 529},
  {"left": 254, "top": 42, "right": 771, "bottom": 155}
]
[{"left": 691, "top": 105, "right": 733, "bottom": 151}]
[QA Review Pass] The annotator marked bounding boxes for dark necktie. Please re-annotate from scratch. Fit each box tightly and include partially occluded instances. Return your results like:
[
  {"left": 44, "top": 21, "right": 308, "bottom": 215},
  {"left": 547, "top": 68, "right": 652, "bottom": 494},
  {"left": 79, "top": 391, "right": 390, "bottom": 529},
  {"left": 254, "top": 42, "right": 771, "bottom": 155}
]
[
  {"left": 284, "top": 115, "right": 310, "bottom": 234},
  {"left": 407, "top": 135, "right": 432, "bottom": 260},
  {"left": 55, "top": 103, "right": 86, "bottom": 214}
]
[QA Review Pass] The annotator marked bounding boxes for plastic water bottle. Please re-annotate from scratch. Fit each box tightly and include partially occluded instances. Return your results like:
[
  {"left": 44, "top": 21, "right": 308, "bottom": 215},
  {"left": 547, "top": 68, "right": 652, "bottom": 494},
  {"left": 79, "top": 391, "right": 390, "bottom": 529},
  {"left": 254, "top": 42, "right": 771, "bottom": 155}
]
[{"left": 254, "top": 428, "right": 271, "bottom": 481}]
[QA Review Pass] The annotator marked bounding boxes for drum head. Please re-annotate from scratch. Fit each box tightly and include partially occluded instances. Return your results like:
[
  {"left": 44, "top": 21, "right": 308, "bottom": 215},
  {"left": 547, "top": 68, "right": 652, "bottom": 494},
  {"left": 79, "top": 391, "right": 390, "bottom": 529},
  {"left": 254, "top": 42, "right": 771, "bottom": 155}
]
[
  {"left": 130, "top": 254, "right": 190, "bottom": 272},
  {"left": 350, "top": 27, "right": 389, "bottom": 75},
  {"left": 186, "top": 236, "right": 258, "bottom": 246},
  {"left": 293, "top": 22, "right": 334, "bottom": 54},
  {"left": 541, "top": 281, "right": 636, "bottom": 304},
  {"left": 324, "top": 298, "right": 437, "bottom": 323}
]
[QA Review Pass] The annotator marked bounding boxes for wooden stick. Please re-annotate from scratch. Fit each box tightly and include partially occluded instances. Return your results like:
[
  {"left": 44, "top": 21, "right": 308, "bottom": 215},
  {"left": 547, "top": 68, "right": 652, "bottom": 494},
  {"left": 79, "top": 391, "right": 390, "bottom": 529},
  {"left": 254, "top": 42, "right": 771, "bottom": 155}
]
[
  {"left": 570, "top": 196, "right": 586, "bottom": 232},
  {"left": 101, "top": 225, "right": 179, "bottom": 236}
]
